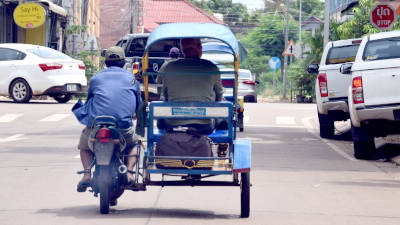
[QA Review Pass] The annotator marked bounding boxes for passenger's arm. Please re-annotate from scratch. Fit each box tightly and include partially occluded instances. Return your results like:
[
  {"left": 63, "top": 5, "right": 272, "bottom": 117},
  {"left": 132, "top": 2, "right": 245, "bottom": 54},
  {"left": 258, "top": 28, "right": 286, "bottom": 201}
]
[{"left": 214, "top": 75, "right": 224, "bottom": 101}]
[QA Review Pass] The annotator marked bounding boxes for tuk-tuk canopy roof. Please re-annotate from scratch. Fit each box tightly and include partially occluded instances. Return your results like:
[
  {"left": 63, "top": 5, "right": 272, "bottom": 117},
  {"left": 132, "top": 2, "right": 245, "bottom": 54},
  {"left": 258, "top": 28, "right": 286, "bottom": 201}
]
[{"left": 145, "top": 23, "right": 239, "bottom": 57}]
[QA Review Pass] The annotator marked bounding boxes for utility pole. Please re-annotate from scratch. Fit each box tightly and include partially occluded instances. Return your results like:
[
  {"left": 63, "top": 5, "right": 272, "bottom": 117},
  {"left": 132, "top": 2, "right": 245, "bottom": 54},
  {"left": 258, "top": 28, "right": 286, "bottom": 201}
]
[
  {"left": 299, "top": 0, "right": 302, "bottom": 58},
  {"left": 324, "top": 0, "right": 330, "bottom": 46},
  {"left": 131, "top": 0, "right": 137, "bottom": 33},
  {"left": 282, "top": 0, "right": 290, "bottom": 100}
]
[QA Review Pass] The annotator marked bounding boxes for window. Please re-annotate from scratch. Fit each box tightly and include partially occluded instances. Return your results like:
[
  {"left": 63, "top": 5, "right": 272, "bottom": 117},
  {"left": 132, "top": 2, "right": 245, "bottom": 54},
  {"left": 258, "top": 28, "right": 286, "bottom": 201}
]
[
  {"left": 27, "top": 46, "right": 70, "bottom": 59},
  {"left": 363, "top": 38, "right": 400, "bottom": 61},
  {"left": 0, "top": 48, "right": 26, "bottom": 61},
  {"left": 326, "top": 45, "right": 359, "bottom": 64}
]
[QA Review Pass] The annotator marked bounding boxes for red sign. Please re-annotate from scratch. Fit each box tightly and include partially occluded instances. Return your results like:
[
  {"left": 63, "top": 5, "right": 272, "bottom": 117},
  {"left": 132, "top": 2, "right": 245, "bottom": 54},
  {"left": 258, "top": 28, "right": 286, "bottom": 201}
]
[{"left": 371, "top": 4, "right": 397, "bottom": 29}]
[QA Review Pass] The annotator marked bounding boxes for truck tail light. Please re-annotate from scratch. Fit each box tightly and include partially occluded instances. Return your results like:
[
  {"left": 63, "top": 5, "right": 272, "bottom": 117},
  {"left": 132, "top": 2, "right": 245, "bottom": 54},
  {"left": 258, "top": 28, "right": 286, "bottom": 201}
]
[
  {"left": 317, "top": 73, "right": 328, "bottom": 97},
  {"left": 132, "top": 62, "right": 140, "bottom": 75},
  {"left": 352, "top": 76, "right": 364, "bottom": 104},
  {"left": 39, "top": 63, "right": 63, "bottom": 72},
  {"left": 96, "top": 128, "right": 112, "bottom": 143}
]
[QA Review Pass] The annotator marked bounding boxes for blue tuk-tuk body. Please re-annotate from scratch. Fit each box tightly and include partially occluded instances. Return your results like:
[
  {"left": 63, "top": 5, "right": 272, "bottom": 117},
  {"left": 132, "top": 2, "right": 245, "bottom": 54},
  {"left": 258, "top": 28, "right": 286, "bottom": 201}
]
[{"left": 132, "top": 23, "right": 251, "bottom": 218}]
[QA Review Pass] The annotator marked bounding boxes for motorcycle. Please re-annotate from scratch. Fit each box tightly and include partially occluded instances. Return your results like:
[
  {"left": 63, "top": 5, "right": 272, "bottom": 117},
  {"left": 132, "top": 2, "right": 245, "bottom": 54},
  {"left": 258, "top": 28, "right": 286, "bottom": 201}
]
[{"left": 77, "top": 116, "right": 135, "bottom": 214}]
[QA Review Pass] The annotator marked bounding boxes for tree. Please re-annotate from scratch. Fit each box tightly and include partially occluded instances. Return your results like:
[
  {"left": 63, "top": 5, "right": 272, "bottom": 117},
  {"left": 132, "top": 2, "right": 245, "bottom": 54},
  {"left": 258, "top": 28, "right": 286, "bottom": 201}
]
[
  {"left": 189, "top": 0, "right": 250, "bottom": 26},
  {"left": 336, "top": 0, "right": 379, "bottom": 39},
  {"left": 241, "top": 14, "right": 298, "bottom": 64}
]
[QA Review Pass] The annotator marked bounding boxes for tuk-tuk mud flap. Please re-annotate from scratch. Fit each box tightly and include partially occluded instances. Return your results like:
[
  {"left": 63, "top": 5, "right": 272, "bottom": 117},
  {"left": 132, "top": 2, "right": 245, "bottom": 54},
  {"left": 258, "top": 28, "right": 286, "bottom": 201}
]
[{"left": 233, "top": 139, "right": 251, "bottom": 173}]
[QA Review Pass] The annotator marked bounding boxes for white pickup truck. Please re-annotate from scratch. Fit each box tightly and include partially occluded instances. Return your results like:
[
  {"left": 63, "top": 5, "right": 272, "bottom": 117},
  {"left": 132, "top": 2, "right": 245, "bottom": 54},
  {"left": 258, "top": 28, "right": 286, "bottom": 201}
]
[
  {"left": 343, "top": 31, "right": 400, "bottom": 160},
  {"left": 308, "top": 38, "right": 361, "bottom": 138}
]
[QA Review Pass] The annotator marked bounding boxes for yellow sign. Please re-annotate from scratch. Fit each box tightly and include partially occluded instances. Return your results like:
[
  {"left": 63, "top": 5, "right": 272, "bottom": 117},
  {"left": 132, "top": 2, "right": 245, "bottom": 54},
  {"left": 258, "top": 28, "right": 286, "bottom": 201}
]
[{"left": 13, "top": 3, "right": 46, "bottom": 29}]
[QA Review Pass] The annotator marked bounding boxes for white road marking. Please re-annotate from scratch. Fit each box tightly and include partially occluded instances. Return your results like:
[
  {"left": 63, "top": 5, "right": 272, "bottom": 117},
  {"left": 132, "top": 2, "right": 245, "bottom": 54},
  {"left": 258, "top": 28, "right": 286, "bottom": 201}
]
[
  {"left": 245, "top": 124, "right": 304, "bottom": 129},
  {"left": 0, "top": 113, "right": 23, "bottom": 123},
  {"left": 276, "top": 116, "right": 295, "bottom": 125},
  {"left": 74, "top": 154, "right": 80, "bottom": 159},
  {"left": 40, "top": 114, "right": 70, "bottom": 122},
  {"left": 302, "top": 116, "right": 356, "bottom": 161},
  {"left": 0, "top": 134, "right": 26, "bottom": 143}
]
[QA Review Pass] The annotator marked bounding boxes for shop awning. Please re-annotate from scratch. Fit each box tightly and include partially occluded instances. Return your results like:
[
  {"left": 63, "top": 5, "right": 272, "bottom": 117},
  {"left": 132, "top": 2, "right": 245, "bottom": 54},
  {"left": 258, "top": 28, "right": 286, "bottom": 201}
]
[{"left": 36, "top": 0, "right": 67, "bottom": 17}]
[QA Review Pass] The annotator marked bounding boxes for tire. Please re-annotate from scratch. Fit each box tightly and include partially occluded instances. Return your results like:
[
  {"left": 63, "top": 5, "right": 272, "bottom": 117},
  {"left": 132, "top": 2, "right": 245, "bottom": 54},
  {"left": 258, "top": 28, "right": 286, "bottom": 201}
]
[
  {"left": 53, "top": 94, "right": 72, "bottom": 103},
  {"left": 238, "top": 112, "right": 244, "bottom": 132},
  {"left": 318, "top": 113, "right": 334, "bottom": 139},
  {"left": 240, "top": 172, "right": 250, "bottom": 218},
  {"left": 98, "top": 166, "right": 111, "bottom": 214},
  {"left": 10, "top": 79, "right": 32, "bottom": 103},
  {"left": 351, "top": 124, "right": 375, "bottom": 160}
]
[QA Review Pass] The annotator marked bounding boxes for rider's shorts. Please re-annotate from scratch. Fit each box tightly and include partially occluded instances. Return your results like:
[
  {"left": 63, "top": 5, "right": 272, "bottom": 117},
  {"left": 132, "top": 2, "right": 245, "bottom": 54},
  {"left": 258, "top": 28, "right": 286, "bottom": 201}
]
[{"left": 78, "top": 126, "right": 138, "bottom": 151}]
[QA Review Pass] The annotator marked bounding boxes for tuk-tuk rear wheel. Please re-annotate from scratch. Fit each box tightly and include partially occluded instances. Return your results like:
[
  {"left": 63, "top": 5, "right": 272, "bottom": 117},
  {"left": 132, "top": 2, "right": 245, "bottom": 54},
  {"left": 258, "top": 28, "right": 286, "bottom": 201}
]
[{"left": 240, "top": 172, "right": 250, "bottom": 218}]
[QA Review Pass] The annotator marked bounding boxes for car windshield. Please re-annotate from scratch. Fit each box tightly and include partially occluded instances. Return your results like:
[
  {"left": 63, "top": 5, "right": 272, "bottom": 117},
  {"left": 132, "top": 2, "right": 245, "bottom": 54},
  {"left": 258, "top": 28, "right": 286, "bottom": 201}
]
[
  {"left": 27, "top": 47, "right": 71, "bottom": 59},
  {"left": 363, "top": 38, "right": 400, "bottom": 61},
  {"left": 326, "top": 44, "right": 359, "bottom": 64}
]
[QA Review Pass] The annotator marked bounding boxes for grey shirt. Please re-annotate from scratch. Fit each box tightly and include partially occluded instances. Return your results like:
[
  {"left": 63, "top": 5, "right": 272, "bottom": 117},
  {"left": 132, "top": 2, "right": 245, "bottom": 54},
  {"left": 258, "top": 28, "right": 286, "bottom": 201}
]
[{"left": 159, "top": 58, "right": 223, "bottom": 125}]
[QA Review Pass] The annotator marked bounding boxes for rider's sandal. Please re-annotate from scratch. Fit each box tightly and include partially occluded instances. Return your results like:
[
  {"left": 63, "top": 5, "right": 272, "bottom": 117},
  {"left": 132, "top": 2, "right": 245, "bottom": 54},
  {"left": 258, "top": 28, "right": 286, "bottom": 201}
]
[
  {"left": 126, "top": 170, "right": 136, "bottom": 186},
  {"left": 77, "top": 170, "right": 91, "bottom": 192}
]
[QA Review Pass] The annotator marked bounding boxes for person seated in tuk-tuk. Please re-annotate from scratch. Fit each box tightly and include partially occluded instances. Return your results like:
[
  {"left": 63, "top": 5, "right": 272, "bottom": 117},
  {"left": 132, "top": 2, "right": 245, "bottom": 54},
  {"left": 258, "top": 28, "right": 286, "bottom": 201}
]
[{"left": 157, "top": 38, "right": 224, "bottom": 135}]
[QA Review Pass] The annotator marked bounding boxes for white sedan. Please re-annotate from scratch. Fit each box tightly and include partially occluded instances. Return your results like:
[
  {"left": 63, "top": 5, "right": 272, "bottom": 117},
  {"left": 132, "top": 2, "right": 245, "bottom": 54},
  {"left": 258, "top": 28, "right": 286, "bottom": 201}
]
[{"left": 0, "top": 43, "right": 87, "bottom": 103}]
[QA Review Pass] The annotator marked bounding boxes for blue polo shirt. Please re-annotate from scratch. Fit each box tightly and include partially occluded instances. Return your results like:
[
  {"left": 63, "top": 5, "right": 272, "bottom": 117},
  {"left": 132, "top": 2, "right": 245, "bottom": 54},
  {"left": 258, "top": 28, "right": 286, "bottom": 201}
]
[{"left": 72, "top": 66, "right": 141, "bottom": 129}]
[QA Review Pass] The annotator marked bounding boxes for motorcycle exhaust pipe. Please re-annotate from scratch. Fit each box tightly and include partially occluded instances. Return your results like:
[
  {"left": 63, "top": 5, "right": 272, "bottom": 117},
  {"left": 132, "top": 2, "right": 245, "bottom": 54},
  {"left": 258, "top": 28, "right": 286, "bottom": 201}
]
[{"left": 118, "top": 165, "right": 128, "bottom": 174}]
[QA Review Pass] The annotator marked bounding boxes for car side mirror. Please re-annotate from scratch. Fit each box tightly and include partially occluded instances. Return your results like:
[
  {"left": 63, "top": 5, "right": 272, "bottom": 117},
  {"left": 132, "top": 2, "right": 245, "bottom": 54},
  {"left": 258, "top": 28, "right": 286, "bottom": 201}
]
[
  {"left": 100, "top": 49, "right": 106, "bottom": 57},
  {"left": 307, "top": 64, "right": 319, "bottom": 74},
  {"left": 340, "top": 63, "right": 352, "bottom": 74}
]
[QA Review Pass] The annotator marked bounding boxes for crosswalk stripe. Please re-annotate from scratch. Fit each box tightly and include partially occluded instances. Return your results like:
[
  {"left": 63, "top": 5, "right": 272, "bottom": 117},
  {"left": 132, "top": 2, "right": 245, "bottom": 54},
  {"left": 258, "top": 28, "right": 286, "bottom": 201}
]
[
  {"left": 276, "top": 116, "right": 295, "bottom": 125},
  {"left": 0, "top": 113, "right": 23, "bottom": 123},
  {"left": 40, "top": 114, "right": 70, "bottom": 122}
]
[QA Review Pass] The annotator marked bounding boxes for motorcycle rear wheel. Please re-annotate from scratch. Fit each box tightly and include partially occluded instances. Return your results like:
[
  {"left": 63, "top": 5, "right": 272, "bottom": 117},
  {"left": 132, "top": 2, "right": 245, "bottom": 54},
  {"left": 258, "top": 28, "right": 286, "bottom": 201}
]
[{"left": 98, "top": 166, "right": 111, "bottom": 214}]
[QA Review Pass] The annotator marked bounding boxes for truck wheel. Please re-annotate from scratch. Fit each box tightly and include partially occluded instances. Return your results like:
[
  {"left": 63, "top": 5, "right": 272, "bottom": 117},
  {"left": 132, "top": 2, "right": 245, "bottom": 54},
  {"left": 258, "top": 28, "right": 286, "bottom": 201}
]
[
  {"left": 351, "top": 124, "right": 375, "bottom": 160},
  {"left": 318, "top": 113, "right": 334, "bottom": 138}
]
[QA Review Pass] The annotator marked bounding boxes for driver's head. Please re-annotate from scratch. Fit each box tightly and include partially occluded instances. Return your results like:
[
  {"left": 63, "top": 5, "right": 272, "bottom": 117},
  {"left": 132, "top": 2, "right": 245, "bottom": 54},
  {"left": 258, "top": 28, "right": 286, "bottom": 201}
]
[
  {"left": 181, "top": 38, "right": 202, "bottom": 59},
  {"left": 104, "top": 46, "right": 126, "bottom": 68}
]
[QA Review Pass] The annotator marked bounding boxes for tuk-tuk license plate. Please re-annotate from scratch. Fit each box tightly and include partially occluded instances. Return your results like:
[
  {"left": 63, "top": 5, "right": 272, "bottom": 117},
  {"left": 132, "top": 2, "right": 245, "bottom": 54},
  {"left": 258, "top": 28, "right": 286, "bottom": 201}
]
[{"left": 67, "top": 84, "right": 78, "bottom": 92}]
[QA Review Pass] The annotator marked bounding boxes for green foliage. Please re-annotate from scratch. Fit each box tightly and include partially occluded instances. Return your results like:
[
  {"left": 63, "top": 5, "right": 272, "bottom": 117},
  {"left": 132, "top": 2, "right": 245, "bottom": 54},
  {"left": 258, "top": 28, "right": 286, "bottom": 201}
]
[
  {"left": 287, "top": 59, "right": 316, "bottom": 96},
  {"left": 188, "top": 0, "right": 251, "bottom": 26},
  {"left": 336, "top": 0, "right": 379, "bottom": 39},
  {"left": 241, "top": 14, "right": 298, "bottom": 61},
  {"left": 241, "top": 54, "right": 270, "bottom": 78},
  {"left": 66, "top": 24, "right": 88, "bottom": 35}
]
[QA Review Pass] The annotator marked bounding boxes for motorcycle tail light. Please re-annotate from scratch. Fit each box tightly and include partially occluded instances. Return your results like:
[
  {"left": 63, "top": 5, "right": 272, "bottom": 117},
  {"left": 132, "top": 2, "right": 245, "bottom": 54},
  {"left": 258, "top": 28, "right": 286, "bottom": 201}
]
[
  {"left": 96, "top": 128, "right": 112, "bottom": 143},
  {"left": 352, "top": 76, "right": 364, "bottom": 104},
  {"left": 318, "top": 73, "right": 328, "bottom": 97}
]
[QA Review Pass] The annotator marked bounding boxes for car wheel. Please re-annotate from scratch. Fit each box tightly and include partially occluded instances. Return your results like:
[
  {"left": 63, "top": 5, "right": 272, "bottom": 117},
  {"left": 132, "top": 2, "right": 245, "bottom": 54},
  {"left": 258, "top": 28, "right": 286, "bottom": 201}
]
[
  {"left": 318, "top": 113, "right": 334, "bottom": 139},
  {"left": 53, "top": 94, "right": 72, "bottom": 103},
  {"left": 10, "top": 79, "right": 32, "bottom": 103},
  {"left": 351, "top": 124, "right": 375, "bottom": 160}
]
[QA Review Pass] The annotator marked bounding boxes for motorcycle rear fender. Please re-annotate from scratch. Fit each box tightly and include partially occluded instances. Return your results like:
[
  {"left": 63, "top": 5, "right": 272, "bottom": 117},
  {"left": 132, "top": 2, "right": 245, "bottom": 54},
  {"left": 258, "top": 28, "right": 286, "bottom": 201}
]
[{"left": 93, "top": 141, "right": 115, "bottom": 165}]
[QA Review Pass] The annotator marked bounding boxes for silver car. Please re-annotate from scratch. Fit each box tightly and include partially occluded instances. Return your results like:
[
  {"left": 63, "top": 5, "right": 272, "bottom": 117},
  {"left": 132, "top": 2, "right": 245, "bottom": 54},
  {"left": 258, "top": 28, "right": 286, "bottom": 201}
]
[{"left": 220, "top": 68, "right": 257, "bottom": 103}]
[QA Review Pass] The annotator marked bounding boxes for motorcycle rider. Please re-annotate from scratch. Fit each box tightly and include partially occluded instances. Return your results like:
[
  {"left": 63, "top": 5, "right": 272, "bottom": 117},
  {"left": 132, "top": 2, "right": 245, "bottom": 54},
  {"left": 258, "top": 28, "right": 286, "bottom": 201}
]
[{"left": 72, "top": 46, "right": 142, "bottom": 193}]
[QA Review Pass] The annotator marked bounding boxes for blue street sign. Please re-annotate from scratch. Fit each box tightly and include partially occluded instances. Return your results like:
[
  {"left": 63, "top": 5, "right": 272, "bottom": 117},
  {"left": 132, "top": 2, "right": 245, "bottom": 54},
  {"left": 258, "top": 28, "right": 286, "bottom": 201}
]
[{"left": 268, "top": 57, "right": 281, "bottom": 70}]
